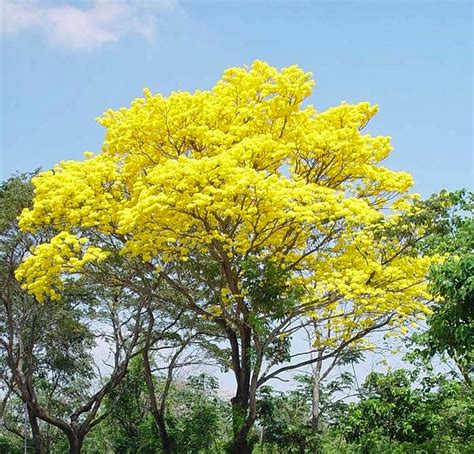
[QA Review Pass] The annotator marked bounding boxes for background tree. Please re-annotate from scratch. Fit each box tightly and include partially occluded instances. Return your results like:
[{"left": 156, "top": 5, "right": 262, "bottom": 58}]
[
  {"left": 1, "top": 174, "right": 95, "bottom": 453},
  {"left": 257, "top": 385, "right": 312, "bottom": 454},
  {"left": 426, "top": 255, "right": 473, "bottom": 385},
  {"left": 395, "top": 190, "right": 474, "bottom": 386},
  {"left": 0, "top": 174, "right": 155, "bottom": 453},
  {"left": 300, "top": 318, "right": 366, "bottom": 434},
  {"left": 166, "top": 373, "right": 230, "bottom": 454},
  {"left": 101, "top": 357, "right": 161, "bottom": 453},
  {"left": 140, "top": 305, "right": 213, "bottom": 454},
  {"left": 420, "top": 191, "right": 473, "bottom": 385},
  {"left": 339, "top": 369, "right": 473, "bottom": 453},
  {"left": 102, "top": 367, "right": 229, "bottom": 454}
]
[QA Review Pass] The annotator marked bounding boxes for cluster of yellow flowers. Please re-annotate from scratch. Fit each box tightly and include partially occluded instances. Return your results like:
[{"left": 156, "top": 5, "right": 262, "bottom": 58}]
[
  {"left": 16, "top": 61, "right": 437, "bottom": 339},
  {"left": 15, "top": 232, "right": 109, "bottom": 301}
]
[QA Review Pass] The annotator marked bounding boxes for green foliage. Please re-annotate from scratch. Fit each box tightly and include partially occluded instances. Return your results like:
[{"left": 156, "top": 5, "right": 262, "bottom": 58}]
[
  {"left": 102, "top": 367, "right": 230, "bottom": 454},
  {"left": 339, "top": 370, "right": 474, "bottom": 453},
  {"left": 242, "top": 258, "right": 302, "bottom": 364},
  {"left": 417, "top": 189, "right": 473, "bottom": 255},
  {"left": 426, "top": 255, "right": 474, "bottom": 380},
  {"left": 167, "top": 374, "right": 230, "bottom": 453},
  {"left": 1, "top": 173, "right": 98, "bottom": 451},
  {"left": 257, "top": 385, "right": 315, "bottom": 453},
  {"left": 242, "top": 258, "right": 302, "bottom": 321},
  {"left": 102, "top": 358, "right": 160, "bottom": 453},
  {"left": 411, "top": 190, "right": 473, "bottom": 384},
  {"left": 342, "top": 370, "right": 433, "bottom": 444},
  {"left": 0, "top": 172, "right": 36, "bottom": 230},
  {"left": 381, "top": 189, "right": 471, "bottom": 256},
  {"left": 0, "top": 434, "right": 22, "bottom": 454}
]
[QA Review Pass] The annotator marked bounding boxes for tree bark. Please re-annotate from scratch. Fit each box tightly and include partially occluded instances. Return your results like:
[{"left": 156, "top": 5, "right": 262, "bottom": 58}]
[
  {"left": 230, "top": 325, "right": 259, "bottom": 454},
  {"left": 311, "top": 356, "right": 323, "bottom": 433},
  {"left": 66, "top": 432, "right": 83, "bottom": 454},
  {"left": 142, "top": 347, "right": 172, "bottom": 454},
  {"left": 154, "top": 410, "right": 171, "bottom": 454},
  {"left": 232, "top": 430, "right": 251, "bottom": 454},
  {"left": 231, "top": 398, "right": 252, "bottom": 454},
  {"left": 26, "top": 404, "right": 46, "bottom": 454}
]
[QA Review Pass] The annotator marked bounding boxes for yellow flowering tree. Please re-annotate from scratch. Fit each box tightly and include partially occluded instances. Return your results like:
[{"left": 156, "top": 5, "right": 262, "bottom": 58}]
[{"left": 17, "top": 61, "right": 437, "bottom": 453}]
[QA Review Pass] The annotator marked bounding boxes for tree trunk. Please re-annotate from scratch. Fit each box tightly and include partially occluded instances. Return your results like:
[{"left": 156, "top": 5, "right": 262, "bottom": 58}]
[
  {"left": 142, "top": 348, "right": 172, "bottom": 454},
  {"left": 231, "top": 402, "right": 251, "bottom": 454},
  {"left": 228, "top": 317, "right": 262, "bottom": 454},
  {"left": 154, "top": 409, "right": 171, "bottom": 454},
  {"left": 231, "top": 394, "right": 254, "bottom": 454},
  {"left": 233, "top": 432, "right": 251, "bottom": 454},
  {"left": 311, "top": 358, "right": 322, "bottom": 433},
  {"left": 26, "top": 405, "right": 45, "bottom": 454},
  {"left": 67, "top": 434, "right": 83, "bottom": 454},
  {"left": 230, "top": 348, "right": 252, "bottom": 451}
]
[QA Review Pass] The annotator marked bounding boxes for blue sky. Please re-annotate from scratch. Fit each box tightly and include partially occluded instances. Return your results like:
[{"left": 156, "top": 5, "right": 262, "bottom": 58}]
[{"left": 1, "top": 0, "right": 473, "bottom": 197}]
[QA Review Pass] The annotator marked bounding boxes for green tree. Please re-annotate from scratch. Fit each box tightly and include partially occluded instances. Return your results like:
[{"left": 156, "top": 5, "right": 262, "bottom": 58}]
[
  {"left": 0, "top": 174, "right": 153, "bottom": 453},
  {"left": 413, "top": 190, "right": 473, "bottom": 385},
  {"left": 103, "top": 368, "right": 229, "bottom": 454},
  {"left": 257, "top": 385, "right": 312, "bottom": 454},
  {"left": 0, "top": 174, "right": 95, "bottom": 453},
  {"left": 102, "top": 357, "right": 161, "bottom": 453},
  {"left": 167, "top": 374, "right": 230, "bottom": 453},
  {"left": 340, "top": 369, "right": 474, "bottom": 453}
]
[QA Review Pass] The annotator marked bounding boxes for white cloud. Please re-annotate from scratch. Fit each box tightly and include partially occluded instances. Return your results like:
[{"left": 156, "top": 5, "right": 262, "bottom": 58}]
[
  {"left": 1, "top": 0, "right": 44, "bottom": 34},
  {"left": 1, "top": 0, "right": 180, "bottom": 50}
]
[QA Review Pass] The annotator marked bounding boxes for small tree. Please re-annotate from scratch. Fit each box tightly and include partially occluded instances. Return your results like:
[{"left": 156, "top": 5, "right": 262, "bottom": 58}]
[
  {"left": 0, "top": 175, "right": 155, "bottom": 453},
  {"left": 410, "top": 190, "right": 473, "bottom": 385},
  {"left": 104, "top": 367, "right": 229, "bottom": 454},
  {"left": 340, "top": 369, "right": 474, "bottom": 452},
  {"left": 257, "top": 385, "right": 312, "bottom": 453},
  {"left": 167, "top": 374, "right": 230, "bottom": 453}
]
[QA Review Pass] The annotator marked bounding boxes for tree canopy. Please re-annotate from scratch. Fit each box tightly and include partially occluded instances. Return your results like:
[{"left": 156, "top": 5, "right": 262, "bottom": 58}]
[{"left": 17, "top": 60, "right": 436, "bottom": 341}]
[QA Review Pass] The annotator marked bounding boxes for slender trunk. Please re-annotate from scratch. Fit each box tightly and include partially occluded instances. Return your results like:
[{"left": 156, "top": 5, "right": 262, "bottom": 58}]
[
  {"left": 455, "top": 356, "right": 472, "bottom": 387},
  {"left": 154, "top": 410, "right": 172, "bottom": 454},
  {"left": 230, "top": 323, "right": 254, "bottom": 454},
  {"left": 142, "top": 349, "right": 172, "bottom": 454},
  {"left": 311, "top": 357, "right": 322, "bottom": 433}
]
